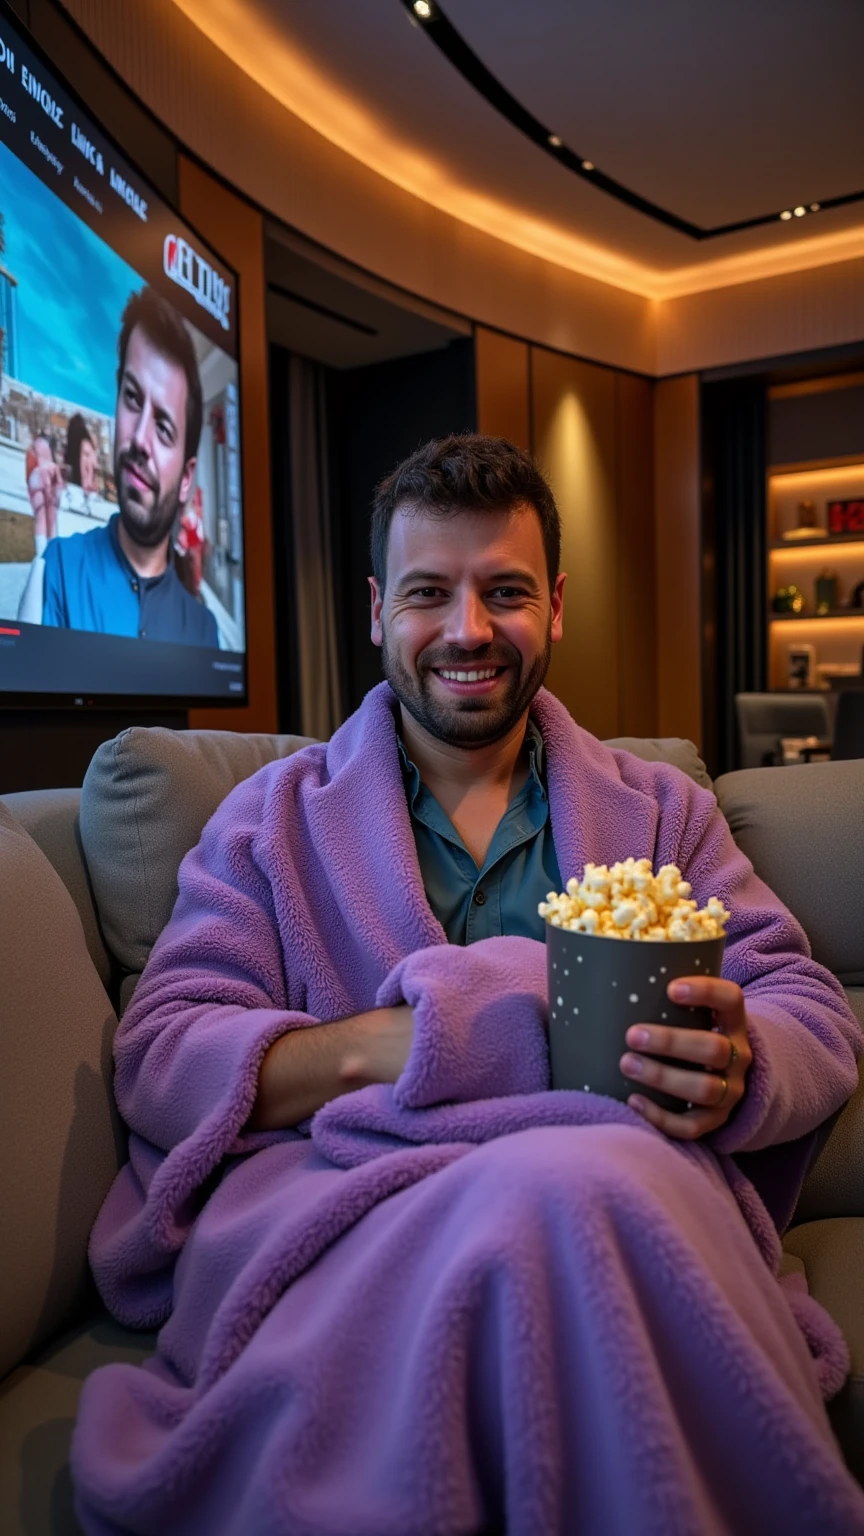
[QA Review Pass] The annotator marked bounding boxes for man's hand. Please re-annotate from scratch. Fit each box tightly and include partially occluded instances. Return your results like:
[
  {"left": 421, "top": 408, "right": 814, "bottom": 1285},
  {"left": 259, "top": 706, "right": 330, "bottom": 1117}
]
[
  {"left": 248, "top": 1006, "right": 415, "bottom": 1131},
  {"left": 619, "top": 977, "right": 752, "bottom": 1141},
  {"left": 339, "top": 1005, "right": 415, "bottom": 1090},
  {"left": 28, "top": 463, "right": 64, "bottom": 528}
]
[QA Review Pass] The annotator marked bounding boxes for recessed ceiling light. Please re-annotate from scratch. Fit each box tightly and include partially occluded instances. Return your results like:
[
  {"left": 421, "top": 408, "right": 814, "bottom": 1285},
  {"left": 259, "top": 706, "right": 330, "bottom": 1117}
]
[
  {"left": 548, "top": 134, "right": 562, "bottom": 148},
  {"left": 581, "top": 160, "right": 595, "bottom": 171},
  {"left": 793, "top": 205, "right": 806, "bottom": 217},
  {"left": 810, "top": 202, "right": 821, "bottom": 212},
  {"left": 780, "top": 209, "right": 793, "bottom": 221},
  {"left": 413, "top": 0, "right": 432, "bottom": 16}
]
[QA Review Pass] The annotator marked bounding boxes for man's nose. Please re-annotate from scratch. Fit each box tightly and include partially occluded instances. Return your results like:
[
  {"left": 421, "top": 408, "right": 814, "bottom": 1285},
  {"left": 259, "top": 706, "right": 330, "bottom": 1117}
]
[
  {"left": 442, "top": 591, "right": 494, "bottom": 649},
  {"left": 131, "top": 399, "right": 155, "bottom": 457}
]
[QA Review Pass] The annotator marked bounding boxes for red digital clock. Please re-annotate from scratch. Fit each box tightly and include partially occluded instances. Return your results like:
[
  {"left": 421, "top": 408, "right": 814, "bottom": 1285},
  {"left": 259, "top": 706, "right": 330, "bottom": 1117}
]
[{"left": 828, "top": 498, "right": 864, "bottom": 535}]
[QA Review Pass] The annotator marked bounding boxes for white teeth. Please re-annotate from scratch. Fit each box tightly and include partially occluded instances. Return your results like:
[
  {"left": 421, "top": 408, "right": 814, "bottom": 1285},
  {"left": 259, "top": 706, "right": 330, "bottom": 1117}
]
[{"left": 439, "top": 668, "right": 499, "bottom": 682}]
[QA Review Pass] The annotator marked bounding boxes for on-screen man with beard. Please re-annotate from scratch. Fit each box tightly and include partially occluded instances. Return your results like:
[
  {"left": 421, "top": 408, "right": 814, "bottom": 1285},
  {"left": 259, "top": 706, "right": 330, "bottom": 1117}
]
[{"left": 41, "top": 286, "right": 218, "bottom": 648}]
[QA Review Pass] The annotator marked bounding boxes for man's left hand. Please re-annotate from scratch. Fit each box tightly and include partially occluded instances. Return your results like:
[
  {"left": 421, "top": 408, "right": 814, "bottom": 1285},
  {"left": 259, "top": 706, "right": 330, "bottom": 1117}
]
[{"left": 620, "top": 977, "right": 752, "bottom": 1140}]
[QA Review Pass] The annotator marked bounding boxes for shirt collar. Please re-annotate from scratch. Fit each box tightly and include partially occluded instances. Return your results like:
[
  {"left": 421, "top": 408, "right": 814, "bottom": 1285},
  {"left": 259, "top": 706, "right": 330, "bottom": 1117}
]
[
  {"left": 108, "top": 512, "right": 172, "bottom": 589},
  {"left": 397, "top": 715, "right": 548, "bottom": 810}
]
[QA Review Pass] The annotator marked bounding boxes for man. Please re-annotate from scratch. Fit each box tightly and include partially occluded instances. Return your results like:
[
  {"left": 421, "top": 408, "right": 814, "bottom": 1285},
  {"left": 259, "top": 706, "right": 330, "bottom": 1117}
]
[
  {"left": 72, "top": 437, "right": 864, "bottom": 1534},
  {"left": 39, "top": 286, "right": 218, "bottom": 648}
]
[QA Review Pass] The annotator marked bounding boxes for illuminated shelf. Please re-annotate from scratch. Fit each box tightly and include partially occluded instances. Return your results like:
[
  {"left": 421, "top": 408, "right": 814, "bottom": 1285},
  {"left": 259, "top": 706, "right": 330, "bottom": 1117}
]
[
  {"left": 770, "top": 533, "right": 864, "bottom": 551},
  {"left": 768, "top": 455, "right": 864, "bottom": 478},
  {"left": 769, "top": 610, "right": 864, "bottom": 623}
]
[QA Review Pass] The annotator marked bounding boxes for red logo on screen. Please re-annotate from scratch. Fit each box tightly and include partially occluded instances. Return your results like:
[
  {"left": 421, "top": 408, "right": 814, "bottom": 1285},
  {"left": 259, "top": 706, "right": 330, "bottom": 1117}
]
[{"left": 163, "top": 234, "right": 230, "bottom": 332}]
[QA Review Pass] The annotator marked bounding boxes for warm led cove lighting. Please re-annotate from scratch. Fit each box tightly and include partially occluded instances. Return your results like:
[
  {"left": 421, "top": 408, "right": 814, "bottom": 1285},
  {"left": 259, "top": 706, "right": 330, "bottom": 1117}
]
[
  {"left": 780, "top": 209, "right": 793, "bottom": 220},
  {"left": 581, "top": 160, "right": 594, "bottom": 171},
  {"left": 548, "top": 134, "right": 562, "bottom": 148},
  {"left": 413, "top": 0, "right": 432, "bottom": 16},
  {"left": 794, "top": 205, "right": 807, "bottom": 217}
]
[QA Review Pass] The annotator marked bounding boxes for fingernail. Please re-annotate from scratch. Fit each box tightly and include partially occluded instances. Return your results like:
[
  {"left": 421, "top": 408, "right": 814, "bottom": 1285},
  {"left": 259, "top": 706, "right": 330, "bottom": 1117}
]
[
  {"left": 632, "top": 1027, "right": 650, "bottom": 1047},
  {"left": 628, "top": 1094, "right": 647, "bottom": 1113},
  {"left": 671, "top": 982, "right": 691, "bottom": 1000},
  {"left": 622, "top": 1053, "right": 643, "bottom": 1076}
]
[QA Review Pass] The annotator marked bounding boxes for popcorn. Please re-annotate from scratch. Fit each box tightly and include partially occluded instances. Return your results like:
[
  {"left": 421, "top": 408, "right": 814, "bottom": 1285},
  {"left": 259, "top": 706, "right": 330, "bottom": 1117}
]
[{"left": 539, "top": 859, "right": 729, "bottom": 942}]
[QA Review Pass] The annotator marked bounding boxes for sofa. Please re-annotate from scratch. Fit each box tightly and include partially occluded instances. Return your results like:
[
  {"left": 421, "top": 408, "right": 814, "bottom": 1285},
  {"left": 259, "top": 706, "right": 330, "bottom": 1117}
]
[{"left": 1, "top": 725, "right": 863, "bottom": 1534}]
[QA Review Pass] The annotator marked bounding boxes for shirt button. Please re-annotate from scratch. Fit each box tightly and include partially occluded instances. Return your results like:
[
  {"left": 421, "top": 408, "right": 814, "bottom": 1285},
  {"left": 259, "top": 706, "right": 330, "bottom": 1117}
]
[
  {"left": 131, "top": 579, "right": 139, "bottom": 592},
  {"left": 473, "top": 889, "right": 486, "bottom": 906}
]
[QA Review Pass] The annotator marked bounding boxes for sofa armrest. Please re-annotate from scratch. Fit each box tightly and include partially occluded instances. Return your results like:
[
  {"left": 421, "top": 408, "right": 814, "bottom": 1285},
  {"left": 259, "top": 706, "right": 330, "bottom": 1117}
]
[
  {"left": 0, "top": 804, "right": 122, "bottom": 1381},
  {"left": 793, "top": 992, "right": 864, "bottom": 1224}
]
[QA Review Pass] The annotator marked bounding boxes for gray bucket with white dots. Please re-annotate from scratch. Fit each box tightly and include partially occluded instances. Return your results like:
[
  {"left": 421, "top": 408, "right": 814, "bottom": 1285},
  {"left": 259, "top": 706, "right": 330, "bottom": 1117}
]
[{"left": 546, "top": 926, "right": 726, "bottom": 1110}]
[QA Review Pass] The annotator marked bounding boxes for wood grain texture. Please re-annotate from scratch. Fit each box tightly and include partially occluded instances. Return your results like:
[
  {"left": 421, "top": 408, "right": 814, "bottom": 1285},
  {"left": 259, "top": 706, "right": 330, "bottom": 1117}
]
[
  {"left": 654, "top": 375, "right": 702, "bottom": 747},
  {"left": 531, "top": 348, "right": 619, "bottom": 740},
  {"left": 474, "top": 329, "right": 531, "bottom": 451},
  {"left": 179, "top": 157, "right": 278, "bottom": 733},
  {"left": 614, "top": 373, "right": 657, "bottom": 738}
]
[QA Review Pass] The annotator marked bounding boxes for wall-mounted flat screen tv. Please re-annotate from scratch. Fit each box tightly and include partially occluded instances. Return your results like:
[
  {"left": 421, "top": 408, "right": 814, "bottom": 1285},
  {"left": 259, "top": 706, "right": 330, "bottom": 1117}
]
[{"left": 0, "top": 4, "right": 246, "bottom": 704}]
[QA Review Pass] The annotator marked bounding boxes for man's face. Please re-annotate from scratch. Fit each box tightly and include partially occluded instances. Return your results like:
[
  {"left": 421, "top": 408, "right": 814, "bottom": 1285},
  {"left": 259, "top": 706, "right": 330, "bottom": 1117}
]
[
  {"left": 370, "top": 505, "right": 565, "bottom": 748},
  {"left": 114, "top": 325, "right": 196, "bottom": 550}
]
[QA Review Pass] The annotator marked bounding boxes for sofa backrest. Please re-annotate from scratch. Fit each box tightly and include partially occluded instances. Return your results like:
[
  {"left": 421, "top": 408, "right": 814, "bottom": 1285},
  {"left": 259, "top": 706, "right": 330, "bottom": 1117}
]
[
  {"left": 715, "top": 759, "right": 864, "bottom": 986},
  {"left": 79, "top": 726, "right": 316, "bottom": 981}
]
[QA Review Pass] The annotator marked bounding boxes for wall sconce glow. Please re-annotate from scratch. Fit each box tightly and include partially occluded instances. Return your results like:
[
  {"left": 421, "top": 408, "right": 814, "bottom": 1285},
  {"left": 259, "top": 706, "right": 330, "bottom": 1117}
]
[
  {"left": 548, "top": 134, "right": 562, "bottom": 148},
  {"left": 794, "top": 206, "right": 807, "bottom": 217},
  {"left": 810, "top": 203, "right": 821, "bottom": 213},
  {"left": 413, "top": 0, "right": 432, "bottom": 16},
  {"left": 581, "top": 160, "right": 595, "bottom": 172},
  {"left": 779, "top": 210, "right": 793, "bottom": 221}
]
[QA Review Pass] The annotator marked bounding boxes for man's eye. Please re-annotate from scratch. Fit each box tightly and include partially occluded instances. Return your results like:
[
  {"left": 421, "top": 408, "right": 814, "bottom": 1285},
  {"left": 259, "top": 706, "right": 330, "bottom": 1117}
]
[
  {"left": 123, "top": 385, "right": 141, "bottom": 409},
  {"left": 156, "top": 419, "right": 175, "bottom": 446},
  {"left": 409, "top": 587, "right": 442, "bottom": 599},
  {"left": 491, "top": 587, "right": 524, "bottom": 600}
]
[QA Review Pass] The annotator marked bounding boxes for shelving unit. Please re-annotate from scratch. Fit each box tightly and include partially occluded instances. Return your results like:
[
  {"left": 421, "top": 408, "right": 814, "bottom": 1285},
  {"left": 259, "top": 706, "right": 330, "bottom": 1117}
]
[{"left": 767, "top": 456, "right": 864, "bottom": 691}]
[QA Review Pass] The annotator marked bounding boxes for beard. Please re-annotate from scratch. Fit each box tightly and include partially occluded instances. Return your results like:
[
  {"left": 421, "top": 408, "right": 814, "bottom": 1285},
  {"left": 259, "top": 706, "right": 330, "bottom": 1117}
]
[
  {"left": 115, "top": 444, "right": 182, "bottom": 550},
  {"left": 381, "top": 626, "right": 552, "bottom": 749}
]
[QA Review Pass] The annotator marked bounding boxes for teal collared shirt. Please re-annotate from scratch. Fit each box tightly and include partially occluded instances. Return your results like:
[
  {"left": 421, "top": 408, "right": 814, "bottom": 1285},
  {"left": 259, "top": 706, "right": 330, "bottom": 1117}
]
[{"left": 398, "top": 721, "right": 562, "bottom": 946}]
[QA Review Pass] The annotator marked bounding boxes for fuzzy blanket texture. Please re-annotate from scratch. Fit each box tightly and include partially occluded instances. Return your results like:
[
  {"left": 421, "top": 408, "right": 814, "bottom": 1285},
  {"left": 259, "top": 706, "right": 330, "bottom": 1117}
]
[{"left": 72, "top": 684, "right": 864, "bottom": 1534}]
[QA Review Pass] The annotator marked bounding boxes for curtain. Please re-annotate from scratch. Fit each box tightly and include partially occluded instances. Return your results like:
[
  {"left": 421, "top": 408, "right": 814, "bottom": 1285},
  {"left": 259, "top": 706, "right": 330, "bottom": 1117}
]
[
  {"left": 702, "top": 380, "right": 767, "bottom": 775},
  {"left": 288, "top": 354, "right": 343, "bottom": 741}
]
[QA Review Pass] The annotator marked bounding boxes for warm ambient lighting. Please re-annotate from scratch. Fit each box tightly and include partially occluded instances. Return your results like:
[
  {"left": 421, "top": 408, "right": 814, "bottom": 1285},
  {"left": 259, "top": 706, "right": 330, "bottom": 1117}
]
[
  {"left": 810, "top": 203, "right": 821, "bottom": 212},
  {"left": 794, "top": 205, "right": 807, "bottom": 217},
  {"left": 780, "top": 210, "right": 793, "bottom": 221},
  {"left": 548, "top": 134, "right": 562, "bottom": 148},
  {"left": 168, "top": 0, "right": 864, "bottom": 302},
  {"left": 413, "top": 0, "right": 432, "bottom": 16}
]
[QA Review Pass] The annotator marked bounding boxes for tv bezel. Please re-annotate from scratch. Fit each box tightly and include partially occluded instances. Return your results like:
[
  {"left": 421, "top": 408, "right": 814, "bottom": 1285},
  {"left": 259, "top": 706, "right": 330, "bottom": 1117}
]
[{"left": 0, "top": 0, "right": 250, "bottom": 711}]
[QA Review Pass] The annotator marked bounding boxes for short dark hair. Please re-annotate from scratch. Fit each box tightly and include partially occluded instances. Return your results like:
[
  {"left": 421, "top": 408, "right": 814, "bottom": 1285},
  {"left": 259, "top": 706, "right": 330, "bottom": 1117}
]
[
  {"left": 65, "top": 412, "right": 94, "bottom": 486},
  {"left": 116, "top": 286, "right": 203, "bottom": 463},
  {"left": 371, "top": 434, "right": 561, "bottom": 591}
]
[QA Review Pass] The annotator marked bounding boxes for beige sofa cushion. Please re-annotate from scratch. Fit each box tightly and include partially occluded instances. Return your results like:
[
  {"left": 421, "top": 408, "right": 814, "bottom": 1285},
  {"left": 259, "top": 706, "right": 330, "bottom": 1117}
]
[
  {"left": 79, "top": 727, "right": 316, "bottom": 976},
  {"left": 605, "top": 736, "right": 713, "bottom": 792},
  {"left": 0, "top": 804, "right": 122, "bottom": 1380},
  {"left": 715, "top": 759, "right": 864, "bottom": 984}
]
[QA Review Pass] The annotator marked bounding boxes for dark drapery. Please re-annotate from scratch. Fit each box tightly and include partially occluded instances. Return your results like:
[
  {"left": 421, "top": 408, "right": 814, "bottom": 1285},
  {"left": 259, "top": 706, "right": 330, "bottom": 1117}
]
[{"left": 701, "top": 379, "right": 767, "bottom": 776}]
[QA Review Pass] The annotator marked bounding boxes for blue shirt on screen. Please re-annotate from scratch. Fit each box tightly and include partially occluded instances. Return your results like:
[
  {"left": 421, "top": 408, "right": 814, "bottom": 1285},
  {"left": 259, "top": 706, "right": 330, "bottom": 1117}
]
[
  {"left": 398, "top": 718, "right": 562, "bottom": 945},
  {"left": 42, "top": 514, "right": 219, "bottom": 649}
]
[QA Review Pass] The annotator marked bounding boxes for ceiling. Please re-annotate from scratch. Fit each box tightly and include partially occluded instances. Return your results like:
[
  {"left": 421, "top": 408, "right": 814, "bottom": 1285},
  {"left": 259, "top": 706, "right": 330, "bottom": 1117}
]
[{"left": 170, "top": 0, "right": 864, "bottom": 299}]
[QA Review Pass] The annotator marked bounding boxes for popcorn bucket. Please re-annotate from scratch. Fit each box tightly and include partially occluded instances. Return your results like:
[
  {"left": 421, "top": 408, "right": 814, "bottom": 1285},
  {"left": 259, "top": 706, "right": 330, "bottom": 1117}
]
[{"left": 546, "top": 926, "right": 726, "bottom": 1110}]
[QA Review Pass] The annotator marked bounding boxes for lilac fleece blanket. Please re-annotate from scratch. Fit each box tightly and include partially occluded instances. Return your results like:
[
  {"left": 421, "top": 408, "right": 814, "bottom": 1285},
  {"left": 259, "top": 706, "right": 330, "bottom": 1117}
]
[{"left": 73, "top": 685, "right": 864, "bottom": 1535}]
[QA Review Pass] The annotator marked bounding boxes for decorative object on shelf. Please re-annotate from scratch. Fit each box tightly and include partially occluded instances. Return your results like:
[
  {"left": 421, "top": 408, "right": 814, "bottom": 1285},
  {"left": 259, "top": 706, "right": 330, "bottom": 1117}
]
[
  {"left": 828, "top": 498, "right": 864, "bottom": 536},
  {"left": 782, "top": 501, "right": 827, "bottom": 540},
  {"left": 852, "top": 578, "right": 864, "bottom": 609},
  {"left": 815, "top": 570, "right": 839, "bottom": 615},
  {"left": 787, "top": 643, "right": 816, "bottom": 689},
  {"left": 817, "top": 662, "right": 862, "bottom": 686},
  {"left": 773, "top": 584, "right": 805, "bottom": 614}
]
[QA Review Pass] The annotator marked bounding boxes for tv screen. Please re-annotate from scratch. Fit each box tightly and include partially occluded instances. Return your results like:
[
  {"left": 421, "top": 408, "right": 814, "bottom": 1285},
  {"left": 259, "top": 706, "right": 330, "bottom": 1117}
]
[{"left": 0, "top": 5, "right": 246, "bottom": 705}]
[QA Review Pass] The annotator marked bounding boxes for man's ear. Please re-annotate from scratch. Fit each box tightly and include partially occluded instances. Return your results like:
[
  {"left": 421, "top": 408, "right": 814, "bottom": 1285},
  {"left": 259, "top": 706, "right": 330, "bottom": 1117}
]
[
  {"left": 369, "top": 576, "right": 383, "bottom": 647},
  {"left": 551, "top": 571, "right": 566, "bottom": 644},
  {"left": 178, "top": 457, "right": 197, "bottom": 508}
]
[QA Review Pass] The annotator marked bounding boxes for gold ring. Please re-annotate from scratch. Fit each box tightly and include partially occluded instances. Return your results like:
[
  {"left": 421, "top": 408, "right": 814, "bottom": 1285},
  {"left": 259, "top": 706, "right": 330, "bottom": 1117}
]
[{"left": 716, "top": 1074, "right": 729, "bottom": 1105}]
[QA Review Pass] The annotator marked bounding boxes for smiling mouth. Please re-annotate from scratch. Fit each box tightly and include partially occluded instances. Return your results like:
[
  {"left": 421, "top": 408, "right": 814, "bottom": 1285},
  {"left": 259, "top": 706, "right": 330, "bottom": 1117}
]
[
  {"left": 122, "top": 463, "right": 155, "bottom": 495},
  {"left": 432, "top": 665, "right": 507, "bottom": 684}
]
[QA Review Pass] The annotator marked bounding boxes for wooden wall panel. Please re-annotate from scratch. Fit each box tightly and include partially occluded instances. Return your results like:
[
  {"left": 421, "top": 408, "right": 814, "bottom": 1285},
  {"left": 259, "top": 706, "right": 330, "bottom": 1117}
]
[
  {"left": 475, "top": 328, "right": 531, "bottom": 450},
  {"left": 179, "top": 157, "right": 279, "bottom": 733},
  {"left": 654, "top": 375, "right": 702, "bottom": 747},
  {"left": 531, "top": 348, "right": 619, "bottom": 740},
  {"left": 614, "top": 373, "right": 657, "bottom": 738}
]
